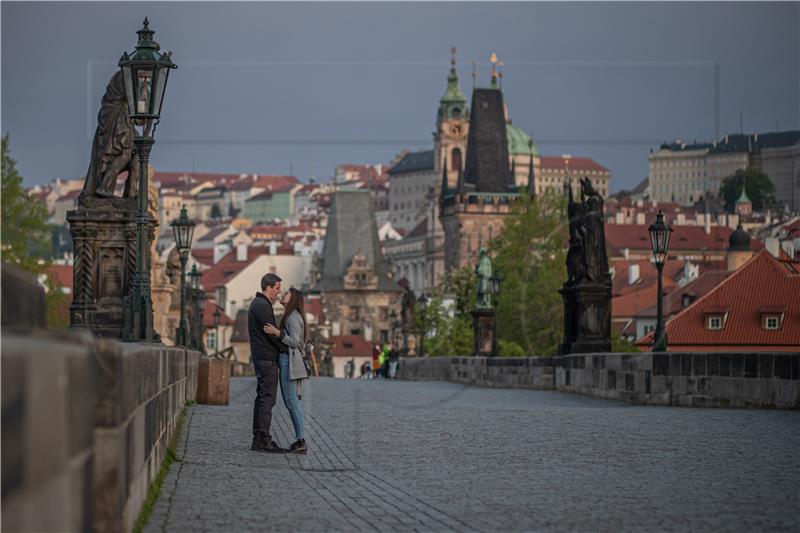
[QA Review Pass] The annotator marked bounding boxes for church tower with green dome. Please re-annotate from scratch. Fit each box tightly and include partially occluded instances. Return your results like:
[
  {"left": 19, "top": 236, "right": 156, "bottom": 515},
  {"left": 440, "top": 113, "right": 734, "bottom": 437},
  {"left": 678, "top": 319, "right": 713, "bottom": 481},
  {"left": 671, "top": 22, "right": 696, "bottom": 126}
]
[{"left": 434, "top": 47, "right": 470, "bottom": 192}]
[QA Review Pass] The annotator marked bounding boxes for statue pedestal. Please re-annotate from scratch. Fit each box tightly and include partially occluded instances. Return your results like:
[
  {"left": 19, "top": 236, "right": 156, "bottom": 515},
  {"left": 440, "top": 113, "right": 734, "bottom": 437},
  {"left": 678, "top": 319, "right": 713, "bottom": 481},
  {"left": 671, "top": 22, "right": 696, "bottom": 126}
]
[
  {"left": 67, "top": 198, "right": 155, "bottom": 339},
  {"left": 559, "top": 282, "right": 611, "bottom": 354},
  {"left": 471, "top": 308, "right": 497, "bottom": 357}
]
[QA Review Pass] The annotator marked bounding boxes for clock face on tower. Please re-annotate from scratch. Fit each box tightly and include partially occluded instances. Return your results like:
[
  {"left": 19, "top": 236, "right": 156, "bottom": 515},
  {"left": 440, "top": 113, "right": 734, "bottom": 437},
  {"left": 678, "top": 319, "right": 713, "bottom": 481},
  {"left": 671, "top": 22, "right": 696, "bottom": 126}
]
[{"left": 449, "top": 124, "right": 463, "bottom": 138}]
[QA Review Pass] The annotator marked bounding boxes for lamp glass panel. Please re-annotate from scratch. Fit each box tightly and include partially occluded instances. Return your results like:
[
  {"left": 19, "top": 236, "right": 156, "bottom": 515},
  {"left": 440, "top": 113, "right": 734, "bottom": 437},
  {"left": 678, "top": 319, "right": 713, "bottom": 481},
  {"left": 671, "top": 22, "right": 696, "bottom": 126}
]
[
  {"left": 152, "top": 66, "right": 169, "bottom": 118},
  {"left": 136, "top": 67, "right": 153, "bottom": 114},
  {"left": 122, "top": 66, "right": 135, "bottom": 116}
]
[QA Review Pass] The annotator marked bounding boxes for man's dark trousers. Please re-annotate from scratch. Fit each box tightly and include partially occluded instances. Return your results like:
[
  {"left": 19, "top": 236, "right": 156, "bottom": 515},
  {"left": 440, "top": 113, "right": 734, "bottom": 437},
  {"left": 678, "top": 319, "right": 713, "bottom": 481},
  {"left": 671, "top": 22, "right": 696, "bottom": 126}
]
[{"left": 252, "top": 360, "right": 279, "bottom": 439}]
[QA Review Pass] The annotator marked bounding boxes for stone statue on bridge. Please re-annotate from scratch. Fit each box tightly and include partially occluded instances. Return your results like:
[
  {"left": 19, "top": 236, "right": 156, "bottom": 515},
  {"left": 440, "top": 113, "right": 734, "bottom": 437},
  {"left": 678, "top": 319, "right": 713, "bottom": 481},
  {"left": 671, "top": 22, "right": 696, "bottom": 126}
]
[
  {"left": 559, "top": 177, "right": 611, "bottom": 354},
  {"left": 566, "top": 177, "right": 609, "bottom": 286},
  {"left": 475, "top": 248, "right": 494, "bottom": 310},
  {"left": 80, "top": 71, "right": 140, "bottom": 202}
]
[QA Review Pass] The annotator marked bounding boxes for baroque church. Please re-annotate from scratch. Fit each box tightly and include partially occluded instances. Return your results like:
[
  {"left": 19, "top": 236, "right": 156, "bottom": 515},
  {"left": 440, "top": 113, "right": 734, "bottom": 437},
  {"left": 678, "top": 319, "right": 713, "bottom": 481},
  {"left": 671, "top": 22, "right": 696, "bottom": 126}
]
[
  {"left": 312, "top": 188, "right": 403, "bottom": 345},
  {"left": 384, "top": 50, "right": 611, "bottom": 291}
]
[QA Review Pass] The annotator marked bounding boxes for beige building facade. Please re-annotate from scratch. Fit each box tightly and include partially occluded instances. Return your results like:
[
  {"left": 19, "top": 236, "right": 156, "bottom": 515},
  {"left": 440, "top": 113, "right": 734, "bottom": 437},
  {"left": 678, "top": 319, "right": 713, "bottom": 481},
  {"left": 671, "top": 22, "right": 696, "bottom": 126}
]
[{"left": 649, "top": 131, "right": 800, "bottom": 210}]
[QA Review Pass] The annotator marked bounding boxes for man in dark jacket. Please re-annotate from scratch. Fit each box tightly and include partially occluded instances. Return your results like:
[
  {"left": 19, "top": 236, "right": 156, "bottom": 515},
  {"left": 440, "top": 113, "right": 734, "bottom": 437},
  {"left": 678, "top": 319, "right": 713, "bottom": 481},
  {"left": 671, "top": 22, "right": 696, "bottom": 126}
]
[{"left": 249, "top": 273, "right": 288, "bottom": 452}]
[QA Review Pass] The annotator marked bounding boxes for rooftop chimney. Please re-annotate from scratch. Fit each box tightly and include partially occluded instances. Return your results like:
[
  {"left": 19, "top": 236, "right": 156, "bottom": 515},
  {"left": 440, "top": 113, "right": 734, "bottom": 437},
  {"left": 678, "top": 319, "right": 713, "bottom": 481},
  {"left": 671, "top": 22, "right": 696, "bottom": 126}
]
[
  {"left": 236, "top": 244, "right": 247, "bottom": 262},
  {"left": 628, "top": 264, "right": 640, "bottom": 285},
  {"left": 213, "top": 243, "right": 230, "bottom": 264}
]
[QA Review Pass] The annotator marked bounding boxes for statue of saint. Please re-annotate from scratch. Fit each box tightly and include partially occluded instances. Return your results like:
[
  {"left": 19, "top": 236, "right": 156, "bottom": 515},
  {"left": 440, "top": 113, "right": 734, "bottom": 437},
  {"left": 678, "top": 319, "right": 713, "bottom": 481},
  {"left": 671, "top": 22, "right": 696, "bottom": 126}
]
[
  {"left": 80, "top": 71, "right": 139, "bottom": 199},
  {"left": 564, "top": 177, "right": 609, "bottom": 286},
  {"left": 475, "top": 248, "right": 493, "bottom": 309}
]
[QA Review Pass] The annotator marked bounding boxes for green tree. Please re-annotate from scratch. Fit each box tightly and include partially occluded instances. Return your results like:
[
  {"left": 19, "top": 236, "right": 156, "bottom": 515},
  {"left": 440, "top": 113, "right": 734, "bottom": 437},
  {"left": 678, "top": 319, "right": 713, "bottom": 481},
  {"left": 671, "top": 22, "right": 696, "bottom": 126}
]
[
  {"left": 719, "top": 168, "right": 776, "bottom": 213},
  {"left": 2, "top": 135, "right": 51, "bottom": 270},
  {"left": 489, "top": 190, "right": 568, "bottom": 356},
  {"left": 1, "top": 135, "right": 68, "bottom": 329},
  {"left": 417, "top": 296, "right": 472, "bottom": 356},
  {"left": 611, "top": 330, "right": 639, "bottom": 353}
]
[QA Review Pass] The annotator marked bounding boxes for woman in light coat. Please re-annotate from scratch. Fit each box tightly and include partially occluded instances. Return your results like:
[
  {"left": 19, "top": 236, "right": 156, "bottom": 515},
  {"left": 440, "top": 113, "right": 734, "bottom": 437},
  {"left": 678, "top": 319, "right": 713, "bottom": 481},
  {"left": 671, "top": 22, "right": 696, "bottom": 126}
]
[{"left": 264, "top": 287, "right": 308, "bottom": 453}]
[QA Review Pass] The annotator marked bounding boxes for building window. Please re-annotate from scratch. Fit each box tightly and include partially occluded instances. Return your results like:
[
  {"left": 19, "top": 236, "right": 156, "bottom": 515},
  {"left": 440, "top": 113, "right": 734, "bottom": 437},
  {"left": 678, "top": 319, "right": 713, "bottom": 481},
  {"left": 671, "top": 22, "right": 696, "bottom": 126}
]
[
  {"left": 350, "top": 306, "right": 360, "bottom": 320},
  {"left": 379, "top": 307, "right": 389, "bottom": 321},
  {"left": 707, "top": 315, "right": 724, "bottom": 330},
  {"left": 380, "top": 329, "right": 389, "bottom": 344},
  {"left": 452, "top": 148, "right": 462, "bottom": 172},
  {"left": 207, "top": 329, "right": 216, "bottom": 350},
  {"left": 763, "top": 315, "right": 781, "bottom": 330}
]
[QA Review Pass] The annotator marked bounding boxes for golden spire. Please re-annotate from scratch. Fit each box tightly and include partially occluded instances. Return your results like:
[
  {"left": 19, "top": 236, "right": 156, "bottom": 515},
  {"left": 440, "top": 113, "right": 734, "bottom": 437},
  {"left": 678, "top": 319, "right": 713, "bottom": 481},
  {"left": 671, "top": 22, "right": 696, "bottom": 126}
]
[
  {"left": 450, "top": 46, "right": 457, "bottom": 68},
  {"left": 490, "top": 53, "right": 498, "bottom": 87},
  {"left": 498, "top": 60, "right": 504, "bottom": 89},
  {"left": 471, "top": 59, "right": 477, "bottom": 89}
]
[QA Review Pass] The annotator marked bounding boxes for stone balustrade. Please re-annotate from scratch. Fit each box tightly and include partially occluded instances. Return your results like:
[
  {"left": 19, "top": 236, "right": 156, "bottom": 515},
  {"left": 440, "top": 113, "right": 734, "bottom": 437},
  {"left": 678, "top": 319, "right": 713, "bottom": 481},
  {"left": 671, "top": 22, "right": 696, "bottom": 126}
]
[
  {"left": 1, "top": 331, "right": 200, "bottom": 532},
  {"left": 399, "top": 352, "right": 799, "bottom": 409}
]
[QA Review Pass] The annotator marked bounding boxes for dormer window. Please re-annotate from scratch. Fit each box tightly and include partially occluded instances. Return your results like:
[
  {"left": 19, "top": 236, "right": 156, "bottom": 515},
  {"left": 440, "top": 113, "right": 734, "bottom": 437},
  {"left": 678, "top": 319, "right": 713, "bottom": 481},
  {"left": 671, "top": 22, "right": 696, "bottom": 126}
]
[
  {"left": 704, "top": 307, "right": 729, "bottom": 330},
  {"left": 760, "top": 307, "right": 785, "bottom": 330},
  {"left": 682, "top": 294, "right": 695, "bottom": 308}
]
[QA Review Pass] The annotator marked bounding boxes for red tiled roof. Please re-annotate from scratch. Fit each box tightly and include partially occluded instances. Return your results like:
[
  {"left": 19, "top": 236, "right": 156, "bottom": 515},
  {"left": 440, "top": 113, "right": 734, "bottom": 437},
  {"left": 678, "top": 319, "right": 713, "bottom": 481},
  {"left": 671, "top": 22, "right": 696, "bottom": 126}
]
[
  {"left": 203, "top": 301, "right": 234, "bottom": 327},
  {"left": 200, "top": 245, "right": 293, "bottom": 290},
  {"left": 191, "top": 248, "right": 216, "bottom": 266},
  {"left": 635, "top": 270, "right": 730, "bottom": 319},
  {"left": 611, "top": 259, "right": 683, "bottom": 297},
  {"left": 154, "top": 172, "right": 242, "bottom": 188},
  {"left": 606, "top": 224, "right": 763, "bottom": 255},
  {"left": 46, "top": 264, "right": 73, "bottom": 290},
  {"left": 540, "top": 156, "right": 608, "bottom": 173},
  {"left": 305, "top": 297, "right": 324, "bottom": 324},
  {"left": 326, "top": 335, "right": 373, "bottom": 358},
  {"left": 253, "top": 175, "right": 299, "bottom": 193},
  {"left": 249, "top": 225, "right": 289, "bottom": 236},
  {"left": 57, "top": 190, "right": 81, "bottom": 201},
  {"left": 406, "top": 218, "right": 428, "bottom": 239},
  {"left": 613, "top": 283, "right": 663, "bottom": 319},
  {"left": 637, "top": 250, "right": 800, "bottom": 349}
]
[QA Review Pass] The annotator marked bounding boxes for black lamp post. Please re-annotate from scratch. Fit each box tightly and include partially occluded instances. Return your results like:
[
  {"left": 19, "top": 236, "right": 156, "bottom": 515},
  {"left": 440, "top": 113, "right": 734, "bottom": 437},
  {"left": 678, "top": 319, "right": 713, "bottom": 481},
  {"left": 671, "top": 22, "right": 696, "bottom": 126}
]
[
  {"left": 648, "top": 210, "right": 673, "bottom": 352},
  {"left": 417, "top": 293, "right": 428, "bottom": 357},
  {"left": 188, "top": 263, "right": 202, "bottom": 351},
  {"left": 120, "top": 18, "right": 177, "bottom": 342},
  {"left": 490, "top": 269, "right": 503, "bottom": 357},
  {"left": 171, "top": 205, "right": 195, "bottom": 346},
  {"left": 213, "top": 306, "right": 222, "bottom": 354}
]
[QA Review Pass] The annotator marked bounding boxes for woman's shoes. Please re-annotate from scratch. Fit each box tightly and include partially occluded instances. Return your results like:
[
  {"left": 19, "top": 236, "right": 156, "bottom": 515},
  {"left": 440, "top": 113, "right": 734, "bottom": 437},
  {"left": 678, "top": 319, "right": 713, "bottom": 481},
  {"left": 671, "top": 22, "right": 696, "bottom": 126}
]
[{"left": 289, "top": 439, "right": 308, "bottom": 454}]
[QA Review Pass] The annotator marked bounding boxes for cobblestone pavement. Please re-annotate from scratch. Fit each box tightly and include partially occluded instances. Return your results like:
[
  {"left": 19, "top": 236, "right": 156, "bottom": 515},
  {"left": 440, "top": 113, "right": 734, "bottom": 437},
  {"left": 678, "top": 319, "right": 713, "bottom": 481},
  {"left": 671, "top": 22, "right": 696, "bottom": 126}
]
[{"left": 145, "top": 377, "right": 800, "bottom": 532}]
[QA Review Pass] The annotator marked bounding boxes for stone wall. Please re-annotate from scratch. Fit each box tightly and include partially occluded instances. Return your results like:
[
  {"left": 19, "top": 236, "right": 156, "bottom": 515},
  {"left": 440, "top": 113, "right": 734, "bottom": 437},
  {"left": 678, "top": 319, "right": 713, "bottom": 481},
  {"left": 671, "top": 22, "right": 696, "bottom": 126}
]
[
  {"left": 398, "top": 352, "right": 799, "bottom": 409},
  {"left": 1, "top": 331, "right": 200, "bottom": 533}
]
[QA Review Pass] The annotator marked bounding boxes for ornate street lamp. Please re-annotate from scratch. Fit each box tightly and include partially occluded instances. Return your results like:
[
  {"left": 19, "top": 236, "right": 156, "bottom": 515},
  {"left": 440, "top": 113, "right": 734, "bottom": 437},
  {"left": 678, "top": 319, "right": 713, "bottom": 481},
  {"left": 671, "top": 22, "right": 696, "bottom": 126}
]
[
  {"left": 120, "top": 18, "right": 177, "bottom": 342},
  {"left": 213, "top": 306, "right": 222, "bottom": 354},
  {"left": 648, "top": 210, "right": 673, "bottom": 352},
  {"left": 188, "top": 263, "right": 202, "bottom": 351},
  {"left": 171, "top": 205, "right": 195, "bottom": 346},
  {"left": 417, "top": 293, "right": 429, "bottom": 357},
  {"left": 490, "top": 269, "right": 503, "bottom": 357}
]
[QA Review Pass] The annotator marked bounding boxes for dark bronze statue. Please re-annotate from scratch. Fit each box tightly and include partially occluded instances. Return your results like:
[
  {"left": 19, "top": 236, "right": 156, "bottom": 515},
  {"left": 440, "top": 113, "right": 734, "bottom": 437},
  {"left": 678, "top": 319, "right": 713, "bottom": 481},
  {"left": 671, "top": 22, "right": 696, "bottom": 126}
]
[
  {"left": 81, "top": 71, "right": 139, "bottom": 199},
  {"left": 565, "top": 177, "right": 609, "bottom": 285},
  {"left": 560, "top": 176, "right": 611, "bottom": 354}
]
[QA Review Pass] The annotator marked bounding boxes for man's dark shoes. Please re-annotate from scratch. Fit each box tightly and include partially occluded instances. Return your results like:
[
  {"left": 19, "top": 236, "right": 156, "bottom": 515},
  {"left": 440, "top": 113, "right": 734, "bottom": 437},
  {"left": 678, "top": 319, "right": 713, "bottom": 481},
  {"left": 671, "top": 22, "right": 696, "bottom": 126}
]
[
  {"left": 289, "top": 439, "right": 308, "bottom": 454},
  {"left": 252, "top": 435, "right": 287, "bottom": 453}
]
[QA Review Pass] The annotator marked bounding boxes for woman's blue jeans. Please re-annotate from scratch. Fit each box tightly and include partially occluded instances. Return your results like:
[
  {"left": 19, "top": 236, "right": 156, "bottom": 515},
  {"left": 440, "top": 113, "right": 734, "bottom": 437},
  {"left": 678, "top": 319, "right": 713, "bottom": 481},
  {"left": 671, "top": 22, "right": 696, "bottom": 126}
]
[{"left": 278, "top": 353, "right": 305, "bottom": 441}]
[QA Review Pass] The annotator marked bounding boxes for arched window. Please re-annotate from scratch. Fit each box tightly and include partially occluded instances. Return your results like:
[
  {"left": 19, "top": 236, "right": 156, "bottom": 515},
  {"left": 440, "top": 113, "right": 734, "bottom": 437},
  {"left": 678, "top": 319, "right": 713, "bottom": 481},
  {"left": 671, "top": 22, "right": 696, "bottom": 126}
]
[{"left": 451, "top": 148, "right": 462, "bottom": 172}]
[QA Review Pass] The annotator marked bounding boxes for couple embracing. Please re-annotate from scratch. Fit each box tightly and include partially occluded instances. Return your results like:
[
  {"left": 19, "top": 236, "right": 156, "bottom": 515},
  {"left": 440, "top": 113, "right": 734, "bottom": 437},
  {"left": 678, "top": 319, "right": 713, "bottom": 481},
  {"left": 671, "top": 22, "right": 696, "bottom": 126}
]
[{"left": 248, "top": 273, "right": 309, "bottom": 454}]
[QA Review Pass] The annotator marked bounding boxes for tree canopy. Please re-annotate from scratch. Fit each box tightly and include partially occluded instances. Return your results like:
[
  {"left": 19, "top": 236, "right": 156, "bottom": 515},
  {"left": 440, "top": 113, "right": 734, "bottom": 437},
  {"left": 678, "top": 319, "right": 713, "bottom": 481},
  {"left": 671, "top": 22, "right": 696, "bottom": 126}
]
[
  {"left": 1, "top": 135, "right": 68, "bottom": 328},
  {"left": 719, "top": 168, "right": 776, "bottom": 213}
]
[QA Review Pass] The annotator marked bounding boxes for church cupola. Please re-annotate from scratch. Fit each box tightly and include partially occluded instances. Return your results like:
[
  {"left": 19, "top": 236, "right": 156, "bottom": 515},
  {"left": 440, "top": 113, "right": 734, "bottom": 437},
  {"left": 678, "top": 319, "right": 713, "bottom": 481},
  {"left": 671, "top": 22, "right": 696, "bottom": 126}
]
[{"left": 438, "top": 47, "right": 468, "bottom": 121}]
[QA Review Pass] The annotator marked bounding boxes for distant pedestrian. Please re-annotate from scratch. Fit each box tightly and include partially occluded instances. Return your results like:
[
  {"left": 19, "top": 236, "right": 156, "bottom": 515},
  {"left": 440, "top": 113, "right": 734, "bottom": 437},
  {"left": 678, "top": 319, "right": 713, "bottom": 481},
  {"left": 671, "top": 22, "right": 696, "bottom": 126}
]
[
  {"left": 388, "top": 347, "right": 399, "bottom": 379},
  {"left": 361, "top": 361, "right": 371, "bottom": 379},
  {"left": 372, "top": 345, "right": 381, "bottom": 378}
]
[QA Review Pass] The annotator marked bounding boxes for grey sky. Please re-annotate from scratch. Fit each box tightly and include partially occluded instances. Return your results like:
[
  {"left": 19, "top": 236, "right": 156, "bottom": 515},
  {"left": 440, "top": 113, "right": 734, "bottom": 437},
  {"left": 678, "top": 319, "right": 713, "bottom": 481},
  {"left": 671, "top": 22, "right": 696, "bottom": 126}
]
[{"left": 2, "top": 2, "right": 798, "bottom": 192}]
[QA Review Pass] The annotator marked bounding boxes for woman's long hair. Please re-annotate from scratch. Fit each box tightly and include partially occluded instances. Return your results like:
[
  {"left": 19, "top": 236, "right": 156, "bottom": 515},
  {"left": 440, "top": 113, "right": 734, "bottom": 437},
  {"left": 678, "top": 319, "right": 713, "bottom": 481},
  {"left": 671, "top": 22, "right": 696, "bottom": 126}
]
[{"left": 280, "top": 287, "right": 306, "bottom": 341}]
